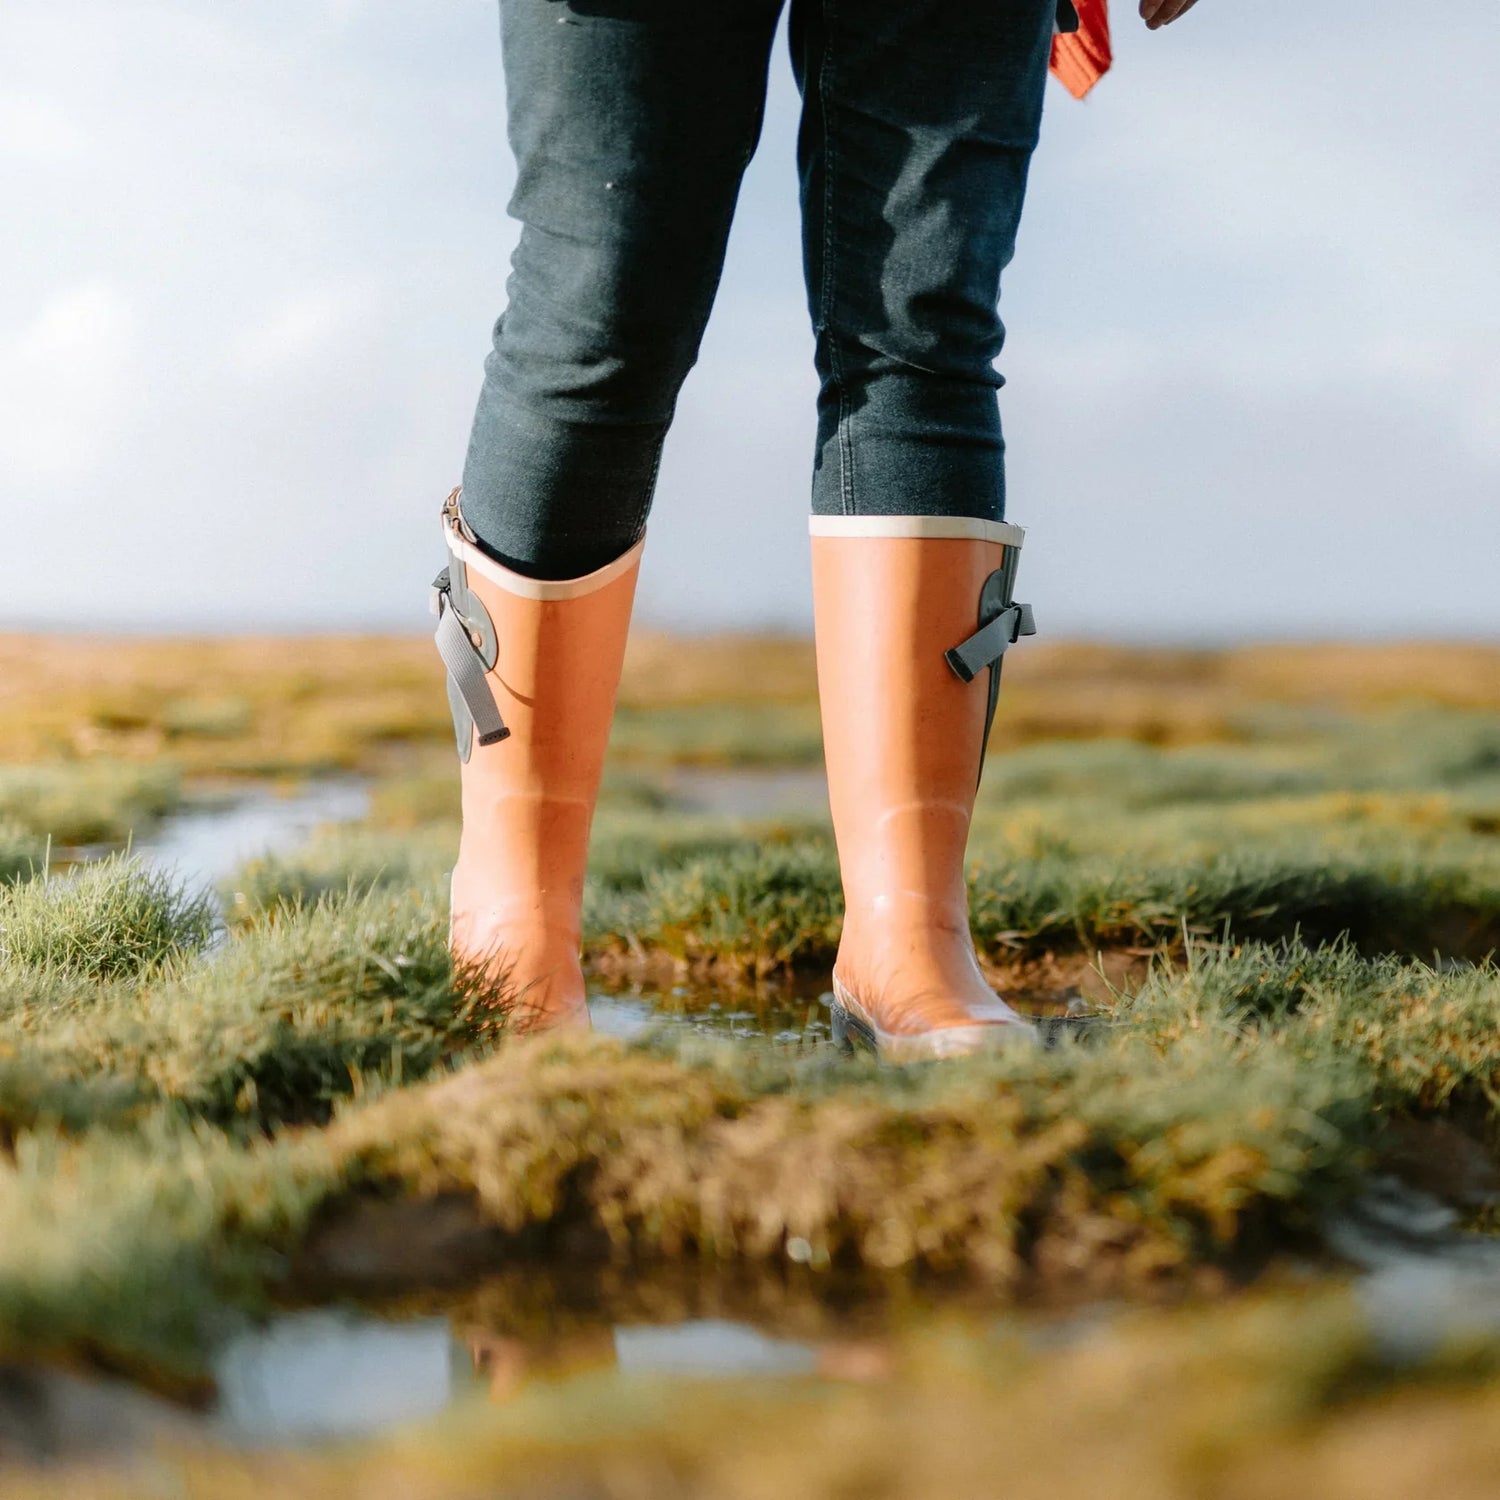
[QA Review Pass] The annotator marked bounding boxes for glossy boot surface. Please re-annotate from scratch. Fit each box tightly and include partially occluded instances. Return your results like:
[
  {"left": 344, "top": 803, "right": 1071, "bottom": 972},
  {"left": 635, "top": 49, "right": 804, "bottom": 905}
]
[
  {"left": 439, "top": 497, "right": 641, "bottom": 1032},
  {"left": 811, "top": 517, "right": 1036, "bottom": 1062}
]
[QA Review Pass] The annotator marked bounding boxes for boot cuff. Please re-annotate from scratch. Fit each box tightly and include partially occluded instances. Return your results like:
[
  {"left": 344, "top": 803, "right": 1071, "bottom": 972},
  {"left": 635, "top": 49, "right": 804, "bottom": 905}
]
[
  {"left": 809, "top": 515, "right": 1025, "bottom": 548},
  {"left": 444, "top": 508, "right": 645, "bottom": 601}
]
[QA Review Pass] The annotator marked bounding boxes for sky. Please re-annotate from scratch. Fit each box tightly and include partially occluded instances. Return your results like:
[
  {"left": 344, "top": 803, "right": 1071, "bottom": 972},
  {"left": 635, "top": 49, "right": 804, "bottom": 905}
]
[{"left": 2, "top": 1, "right": 1496, "bottom": 639}]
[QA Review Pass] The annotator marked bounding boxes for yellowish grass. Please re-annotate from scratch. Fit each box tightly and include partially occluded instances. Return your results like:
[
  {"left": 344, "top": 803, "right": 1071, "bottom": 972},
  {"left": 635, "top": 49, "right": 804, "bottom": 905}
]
[{"left": 1, "top": 634, "right": 1496, "bottom": 776}]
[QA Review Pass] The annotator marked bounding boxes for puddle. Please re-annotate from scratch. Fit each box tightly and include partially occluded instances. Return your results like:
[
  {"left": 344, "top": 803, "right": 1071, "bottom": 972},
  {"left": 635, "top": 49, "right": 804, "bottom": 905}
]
[
  {"left": 214, "top": 1310, "right": 459, "bottom": 1443},
  {"left": 213, "top": 1309, "right": 821, "bottom": 1445},
  {"left": 135, "top": 778, "right": 370, "bottom": 896},
  {"left": 1327, "top": 1176, "right": 1500, "bottom": 1362},
  {"left": 587, "top": 981, "right": 1098, "bottom": 1049},
  {"left": 589, "top": 982, "right": 833, "bottom": 1048}
]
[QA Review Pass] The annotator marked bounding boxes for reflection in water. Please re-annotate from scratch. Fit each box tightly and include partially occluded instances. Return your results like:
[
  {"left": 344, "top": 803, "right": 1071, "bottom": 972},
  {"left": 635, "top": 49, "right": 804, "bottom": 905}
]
[
  {"left": 461, "top": 1319, "right": 820, "bottom": 1407},
  {"left": 614, "top": 1320, "right": 817, "bottom": 1377},
  {"left": 588, "top": 984, "right": 1101, "bottom": 1049},
  {"left": 216, "top": 1311, "right": 831, "bottom": 1441},
  {"left": 466, "top": 1324, "right": 621, "bottom": 1403},
  {"left": 215, "top": 1311, "right": 455, "bottom": 1444}
]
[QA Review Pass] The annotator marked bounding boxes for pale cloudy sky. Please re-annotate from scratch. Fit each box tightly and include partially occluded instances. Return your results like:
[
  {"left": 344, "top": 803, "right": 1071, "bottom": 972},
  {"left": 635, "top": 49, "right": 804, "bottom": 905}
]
[{"left": 2, "top": 1, "right": 1496, "bottom": 637}]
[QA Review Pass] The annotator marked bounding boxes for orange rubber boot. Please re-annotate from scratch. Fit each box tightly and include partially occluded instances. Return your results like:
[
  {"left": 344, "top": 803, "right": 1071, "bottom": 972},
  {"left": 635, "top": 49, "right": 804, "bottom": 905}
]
[
  {"left": 811, "top": 516, "right": 1038, "bottom": 1061},
  {"left": 432, "top": 490, "right": 641, "bottom": 1032}
]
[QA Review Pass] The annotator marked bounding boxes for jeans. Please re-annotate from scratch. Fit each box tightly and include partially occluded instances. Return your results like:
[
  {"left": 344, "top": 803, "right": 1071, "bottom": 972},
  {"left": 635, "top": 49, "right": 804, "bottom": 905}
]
[{"left": 461, "top": 0, "right": 1056, "bottom": 580}]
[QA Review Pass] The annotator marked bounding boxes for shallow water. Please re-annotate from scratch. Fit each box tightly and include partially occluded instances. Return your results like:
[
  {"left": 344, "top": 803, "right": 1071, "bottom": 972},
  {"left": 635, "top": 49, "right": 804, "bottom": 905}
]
[
  {"left": 1330, "top": 1176, "right": 1500, "bottom": 1361},
  {"left": 214, "top": 1310, "right": 821, "bottom": 1445},
  {"left": 589, "top": 982, "right": 1097, "bottom": 1048},
  {"left": 589, "top": 983, "right": 834, "bottom": 1047},
  {"left": 135, "top": 778, "right": 370, "bottom": 895}
]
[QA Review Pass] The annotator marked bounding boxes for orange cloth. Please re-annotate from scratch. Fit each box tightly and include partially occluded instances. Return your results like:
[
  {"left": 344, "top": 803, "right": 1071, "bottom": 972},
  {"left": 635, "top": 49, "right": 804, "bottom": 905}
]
[{"left": 1050, "top": 0, "right": 1112, "bottom": 100}]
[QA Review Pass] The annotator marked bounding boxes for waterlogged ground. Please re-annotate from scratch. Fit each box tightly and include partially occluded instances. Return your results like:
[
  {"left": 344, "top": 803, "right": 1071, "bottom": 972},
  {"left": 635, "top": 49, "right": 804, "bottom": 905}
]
[{"left": 1, "top": 636, "right": 1500, "bottom": 1494}]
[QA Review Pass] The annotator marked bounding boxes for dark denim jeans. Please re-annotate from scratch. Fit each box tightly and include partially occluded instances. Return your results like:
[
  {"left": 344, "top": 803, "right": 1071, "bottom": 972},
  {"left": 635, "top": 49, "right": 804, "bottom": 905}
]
[{"left": 461, "top": 0, "right": 1056, "bottom": 579}]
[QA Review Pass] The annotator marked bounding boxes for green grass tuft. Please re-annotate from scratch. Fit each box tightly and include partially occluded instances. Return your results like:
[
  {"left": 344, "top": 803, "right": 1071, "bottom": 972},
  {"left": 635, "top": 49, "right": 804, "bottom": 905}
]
[{"left": 0, "top": 857, "right": 215, "bottom": 981}]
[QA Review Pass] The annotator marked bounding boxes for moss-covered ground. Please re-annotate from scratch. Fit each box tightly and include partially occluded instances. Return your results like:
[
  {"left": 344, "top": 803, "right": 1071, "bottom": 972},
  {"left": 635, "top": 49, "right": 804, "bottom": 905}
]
[{"left": 1, "top": 635, "right": 1498, "bottom": 1490}]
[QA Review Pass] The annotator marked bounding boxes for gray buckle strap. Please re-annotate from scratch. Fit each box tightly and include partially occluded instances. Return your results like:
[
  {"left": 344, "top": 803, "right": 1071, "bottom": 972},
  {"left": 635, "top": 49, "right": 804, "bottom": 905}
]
[
  {"left": 432, "top": 568, "right": 509, "bottom": 750},
  {"left": 944, "top": 546, "right": 1036, "bottom": 789},
  {"left": 944, "top": 600, "right": 1036, "bottom": 683}
]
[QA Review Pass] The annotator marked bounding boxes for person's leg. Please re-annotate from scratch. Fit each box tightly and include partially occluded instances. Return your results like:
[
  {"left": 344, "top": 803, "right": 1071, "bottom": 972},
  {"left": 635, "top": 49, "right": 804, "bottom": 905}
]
[
  {"left": 793, "top": 0, "right": 1056, "bottom": 1057},
  {"left": 437, "top": 0, "right": 781, "bottom": 1030},
  {"left": 793, "top": 0, "right": 1054, "bottom": 522},
  {"left": 463, "top": 0, "right": 785, "bottom": 579}
]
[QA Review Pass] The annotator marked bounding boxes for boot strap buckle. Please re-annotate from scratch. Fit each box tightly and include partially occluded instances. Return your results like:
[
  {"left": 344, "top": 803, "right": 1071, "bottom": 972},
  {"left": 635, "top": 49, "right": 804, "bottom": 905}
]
[
  {"left": 432, "top": 569, "right": 509, "bottom": 749},
  {"left": 945, "top": 601, "right": 1036, "bottom": 682}
]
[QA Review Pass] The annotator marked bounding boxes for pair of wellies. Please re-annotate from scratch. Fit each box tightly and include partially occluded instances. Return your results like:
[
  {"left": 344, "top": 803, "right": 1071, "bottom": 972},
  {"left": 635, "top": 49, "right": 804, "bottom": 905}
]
[{"left": 434, "top": 491, "right": 1035, "bottom": 1061}]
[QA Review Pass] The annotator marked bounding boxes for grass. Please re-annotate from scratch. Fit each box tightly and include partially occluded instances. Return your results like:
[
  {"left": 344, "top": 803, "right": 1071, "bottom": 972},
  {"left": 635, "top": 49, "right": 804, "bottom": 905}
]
[
  {"left": 0, "top": 761, "right": 181, "bottom": 849},
  {"left": 228, "top": 815, "right": 1500, "bottom": 978},
  {"left": 1, "top": 635, "right": 1499, "bottom": 1484},
  {"left": 3, "top": 873, "right": 482, "bottom": 1140},
  {"left": 0, "top": 856, "right": 215, "bottom": 980},
  {"left": 580, "top": 839, "right": 1500, "bottom": 975},
  {"left": 1, "top": 869, "right": 1497, "bottom": 1383},
  {"left": 2, "top": 633, "right": 1497, "bottom": 779}
]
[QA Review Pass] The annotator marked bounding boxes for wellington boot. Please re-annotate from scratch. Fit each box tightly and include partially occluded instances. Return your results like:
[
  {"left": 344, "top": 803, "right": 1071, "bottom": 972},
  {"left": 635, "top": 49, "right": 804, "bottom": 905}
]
[
  {"left": 433, "top": 491, "right": 640, "bottom": 1032},
  {"left": 811, "top": 516, "right": 1038, "bottom": 1062}
]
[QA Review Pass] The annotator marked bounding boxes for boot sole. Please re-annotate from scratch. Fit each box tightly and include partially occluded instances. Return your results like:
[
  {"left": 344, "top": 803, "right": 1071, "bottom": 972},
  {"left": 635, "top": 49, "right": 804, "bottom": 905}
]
[{"left": 829, "top": 978, "right": 1039, "bottom": 1063}]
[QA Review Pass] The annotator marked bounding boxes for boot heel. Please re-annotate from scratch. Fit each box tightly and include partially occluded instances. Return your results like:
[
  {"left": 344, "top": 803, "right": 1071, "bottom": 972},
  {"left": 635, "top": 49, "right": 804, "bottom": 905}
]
[
  {"left": 825, "top": 993, "right": 854, "bottom": 1052},
  {"left": 826, "top": 985, "right": 881, "bottom": 1054}
]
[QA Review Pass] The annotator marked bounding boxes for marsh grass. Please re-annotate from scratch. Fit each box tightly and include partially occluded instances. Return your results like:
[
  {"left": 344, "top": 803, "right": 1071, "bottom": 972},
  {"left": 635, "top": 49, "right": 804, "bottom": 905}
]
[
  {"left": 1, "top": 881, "right": 1497, "bottom": 1383},
  {"left": 224, "top": 830, "right": 452, "bottom": 922},
  {"left": 4, "top": 634, "right": 1497, "bottom": 780},
  {"left": 2, "top": 637, "right": 1499, "bottom": 1409},
  {"left": 0, "top": 857, "right": 215, "bottom": 981},
  {"left": 0, "top": 881, "right": 491, "bottom": 1372},
  {"left": 234, "top": 707, "right": 1500, "bottom": 974},
  {"left": 3, "top": 883, "right": 490, "bottom": 1139},
  {"left": 221, "top": 818, "right": 1500, "bottom": 977},
  {"left": 0, "top": 821, "right": 44, "bottom": 884},
  {"left": 0, "top": 1122, "right": 344, "bottom": 1383},
  {"left": 577, "top": 839, "right": 1500, "bottom": 974},
  {"left": 609, "top": 701, "right": 826, "bottom": 766},
  {"left": 0, "top": 762, "right": 181, "bottom": 849}
]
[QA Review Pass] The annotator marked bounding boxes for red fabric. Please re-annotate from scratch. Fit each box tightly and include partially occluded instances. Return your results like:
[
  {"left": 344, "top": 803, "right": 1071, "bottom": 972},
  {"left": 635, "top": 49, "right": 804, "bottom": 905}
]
[{"left": 1050, "top": 0, "right": 1112, "bottom": 100}]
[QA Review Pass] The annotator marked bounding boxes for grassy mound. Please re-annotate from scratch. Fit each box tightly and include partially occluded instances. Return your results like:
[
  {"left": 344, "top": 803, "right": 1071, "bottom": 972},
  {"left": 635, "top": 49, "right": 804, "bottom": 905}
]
[
  {"left": 0, "top": 864, "right": 1496, "bottom": 1384},
  {"left": 0, "top": 650, "right": 1496, "bottom": 1410}
]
